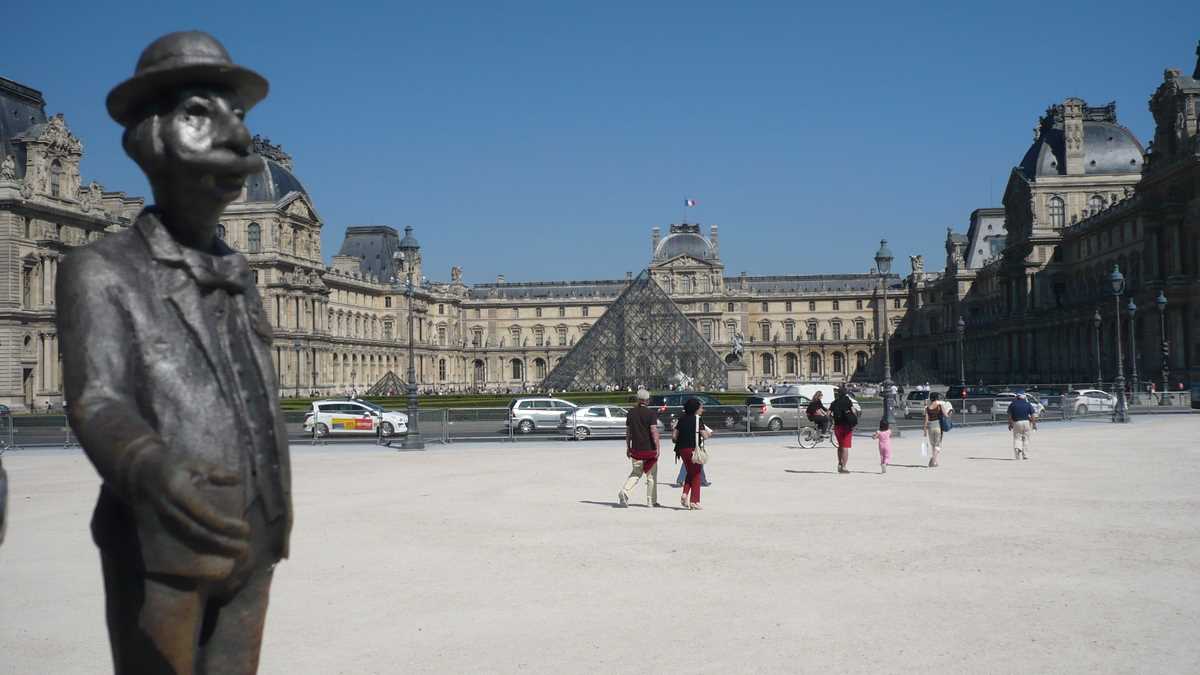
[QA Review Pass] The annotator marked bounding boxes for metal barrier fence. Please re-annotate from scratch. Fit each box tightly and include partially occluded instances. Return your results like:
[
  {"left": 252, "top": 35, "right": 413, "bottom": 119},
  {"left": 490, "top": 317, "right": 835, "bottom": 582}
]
[{"left": 3, "top": 390, "right": 1192, "bottom": 448}]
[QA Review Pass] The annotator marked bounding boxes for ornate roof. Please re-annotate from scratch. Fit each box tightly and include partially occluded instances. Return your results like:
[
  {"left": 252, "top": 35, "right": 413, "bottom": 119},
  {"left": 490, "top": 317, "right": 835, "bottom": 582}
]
[
  {"left": 0, "top": 76, "right": 48, "bottom": 179},
  {"left": 1018, "top": 100, "right": 1144, "bottom": 178},
  {"left": 239, "top": 136, "right": 307, "bottom": 203},
  {"left": 336, "top": 225, "right": 401, "bottom": 282},
  {"left": 653, "top": 223, "right": 716, "bottom": 261}
]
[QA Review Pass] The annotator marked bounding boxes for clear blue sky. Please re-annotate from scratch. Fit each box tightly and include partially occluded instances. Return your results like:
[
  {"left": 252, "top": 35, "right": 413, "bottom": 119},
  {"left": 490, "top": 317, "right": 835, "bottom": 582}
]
[{"left": 5, "top": 1, "right": 1195, "bottom": 284}]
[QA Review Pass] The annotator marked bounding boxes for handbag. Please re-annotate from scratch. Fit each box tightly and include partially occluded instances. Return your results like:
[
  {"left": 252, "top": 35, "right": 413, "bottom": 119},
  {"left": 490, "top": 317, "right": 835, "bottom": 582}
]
[
  {"left": 938, "top": 402, "right": 953, "bottom": 432},
  {"left": 691, "top": 417, "right": 710, "bottom": 465}
]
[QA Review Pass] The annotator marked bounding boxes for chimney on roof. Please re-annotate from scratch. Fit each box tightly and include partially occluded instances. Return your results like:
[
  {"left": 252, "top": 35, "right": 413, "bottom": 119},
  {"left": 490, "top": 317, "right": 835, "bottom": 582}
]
[
  {"left": 1194, "top": 39, "right": 1200, "bottom": 79},
  {"left": 710, "top": 224, "right": 719, "bottom": 257},
  {"left": 651, "top": 226, "right": 660, "bottom": 258},
  {"left": 1063, "top": 98, "right": 1086, "bottom": 176},
  {"left": 497, "top": 274, "right": 505, "bottom": 284},
  {"left": 626, "top": 271, "right": 632, "bottom": 280}
]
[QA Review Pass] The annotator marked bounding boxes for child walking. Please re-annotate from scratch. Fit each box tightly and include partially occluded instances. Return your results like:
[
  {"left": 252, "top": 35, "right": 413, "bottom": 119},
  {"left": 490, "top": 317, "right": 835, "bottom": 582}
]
[{"left": 872, "top": 420, "right": 892, "bottom": 474}]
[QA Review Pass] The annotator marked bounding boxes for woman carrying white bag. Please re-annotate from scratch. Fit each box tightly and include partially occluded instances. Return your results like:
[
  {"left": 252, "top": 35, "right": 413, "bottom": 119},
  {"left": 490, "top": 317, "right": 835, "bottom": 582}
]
[{"left": 673, "top": 398, "right": 712, "bottom": 510}]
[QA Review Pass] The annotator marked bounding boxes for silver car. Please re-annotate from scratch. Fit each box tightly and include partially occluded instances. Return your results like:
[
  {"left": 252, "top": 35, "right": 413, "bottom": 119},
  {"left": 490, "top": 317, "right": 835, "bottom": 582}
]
[
  {"left": 508, "top": 397, "right": 577, "bottom": 433},
  {"left": 559, "top": 404, "right": 631, "bottom": 440},
  {"left": 746, "top": 394, "right": 809, "bottom": 431}
]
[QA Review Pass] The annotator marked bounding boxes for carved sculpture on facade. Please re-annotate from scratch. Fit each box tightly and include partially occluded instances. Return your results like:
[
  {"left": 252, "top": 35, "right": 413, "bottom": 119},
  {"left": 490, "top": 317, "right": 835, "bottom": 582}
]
[
  {"left": 909, "top": 254, "right": 924, "bottom": 274},
  {"left": 451, "top": 265, "right": 463, "bottom": 283},
  {"left": 0, "top": 155, "right": 15, "bottom": 181}
]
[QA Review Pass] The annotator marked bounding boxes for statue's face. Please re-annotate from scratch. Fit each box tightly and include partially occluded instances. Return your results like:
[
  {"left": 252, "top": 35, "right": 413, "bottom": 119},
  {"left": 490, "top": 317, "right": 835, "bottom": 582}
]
[{"left": 155, "top": 86, "right": 260, "bottom": 209}]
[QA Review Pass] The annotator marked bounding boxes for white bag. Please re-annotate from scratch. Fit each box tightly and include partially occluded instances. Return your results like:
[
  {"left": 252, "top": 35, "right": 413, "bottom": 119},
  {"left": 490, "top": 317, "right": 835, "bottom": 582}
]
[{"left": 920, "top": 439, "right": 929, "bottom": 458}]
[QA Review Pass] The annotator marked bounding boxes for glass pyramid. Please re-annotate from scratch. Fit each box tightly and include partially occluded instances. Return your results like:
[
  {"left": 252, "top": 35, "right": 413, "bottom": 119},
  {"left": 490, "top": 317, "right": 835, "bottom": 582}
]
[{"left": 542, "top": 270, "right": 728, "bottom": 391}]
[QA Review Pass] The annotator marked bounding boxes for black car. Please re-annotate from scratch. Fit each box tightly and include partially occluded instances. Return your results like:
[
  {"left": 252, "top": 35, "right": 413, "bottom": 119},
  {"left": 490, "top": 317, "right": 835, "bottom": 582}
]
[{"left": 647, "top": 392, "right": 746, "bottom": 429}]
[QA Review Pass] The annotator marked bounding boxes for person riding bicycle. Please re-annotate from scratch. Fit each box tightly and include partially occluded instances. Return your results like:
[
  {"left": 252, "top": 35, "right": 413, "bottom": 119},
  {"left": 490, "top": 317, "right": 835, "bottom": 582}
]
[{"left": 806, "top": 390, "right": 831, "bottom": 435}]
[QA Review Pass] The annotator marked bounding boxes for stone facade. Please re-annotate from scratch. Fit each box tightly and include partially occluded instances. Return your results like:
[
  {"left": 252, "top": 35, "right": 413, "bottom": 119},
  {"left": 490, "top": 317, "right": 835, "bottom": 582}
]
[
  {"left": 894, "top": 44, "right": 1200, "bottom": 393},
  {"left": 0, "top": 77, "right": 142, "bottom": 412},
  {"left": 0, "top": 74, "right": 912, "bottom": 408}
]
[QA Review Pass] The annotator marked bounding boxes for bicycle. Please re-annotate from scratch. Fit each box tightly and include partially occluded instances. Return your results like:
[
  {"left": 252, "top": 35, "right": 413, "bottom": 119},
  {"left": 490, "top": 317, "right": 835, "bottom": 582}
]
[{"left": 797, "top": 420, "right": 841, "bottom": 449}]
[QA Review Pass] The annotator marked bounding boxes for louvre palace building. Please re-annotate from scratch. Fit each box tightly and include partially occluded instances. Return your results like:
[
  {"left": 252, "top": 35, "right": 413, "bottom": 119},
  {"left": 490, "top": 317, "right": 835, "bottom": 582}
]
[
  {"left": 0, "top": 72, "right": 909, "bottom": 410},
  {"left": 892, "top": 42, "right": 1200, "bottom": 397}
]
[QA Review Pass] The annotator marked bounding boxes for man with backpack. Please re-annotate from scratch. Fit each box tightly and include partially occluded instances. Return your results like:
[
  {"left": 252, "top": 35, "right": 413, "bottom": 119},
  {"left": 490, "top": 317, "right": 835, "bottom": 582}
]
[{"left": 829, "top": 387, "right": 861, "bottom": 474}]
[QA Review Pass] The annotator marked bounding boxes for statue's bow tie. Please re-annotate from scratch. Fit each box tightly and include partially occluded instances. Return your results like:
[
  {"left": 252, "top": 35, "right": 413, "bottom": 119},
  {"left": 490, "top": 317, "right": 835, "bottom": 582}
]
[{"left": 181, "top": 249, "right": 249, "bottom": 294}]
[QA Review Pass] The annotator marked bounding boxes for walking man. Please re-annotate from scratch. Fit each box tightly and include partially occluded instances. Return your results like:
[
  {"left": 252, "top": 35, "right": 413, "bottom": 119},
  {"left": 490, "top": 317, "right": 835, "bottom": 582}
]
[
  {"left": 619, "top": 388, "right": 661, "bottom": 507},
  {"left": 1007, "top": 389, "right": 1037, "bottom": 460},
  {"left": 58, "top": 32, "right": 290, "bottom": 673}
]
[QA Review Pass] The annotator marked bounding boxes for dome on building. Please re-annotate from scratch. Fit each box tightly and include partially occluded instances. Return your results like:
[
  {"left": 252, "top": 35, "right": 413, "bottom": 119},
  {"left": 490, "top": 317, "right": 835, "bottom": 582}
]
[
  {"left": 398, "top": 225, "right": 420, "bottom": 250},
  {"left": 238, "top": 136, "right": 307, "bottom": 203},
  {"left": 1019, "top": 100, "right": 1144, "bottom": 178},
  {"left": 653, "top": 224, "right": 715, "bottom": 261}
]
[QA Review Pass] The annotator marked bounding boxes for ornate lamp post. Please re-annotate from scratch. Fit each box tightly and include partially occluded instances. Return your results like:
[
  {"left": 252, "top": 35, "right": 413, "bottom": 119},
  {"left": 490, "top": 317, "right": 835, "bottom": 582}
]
[
  {"left": 874, "top": 239, "right": 897, "bottom": 433},
  {"left": 1109, "top": 266, "right": 1128, "bottom": 423},
  {"left": 1092, "top": 308, "right": 1103, "bottom": 389},
  {"left": 1126, "top": 299, "right": 1138, "bottom": 404},
  {"left": 956, "top": 316, "right": 966, "bottom": 395},
  {"left": 1156, "top": 290, "right": 1169, "bottom": 405},
  {"left": 395, "top": 252, "right": 425, "bottom": 450}
]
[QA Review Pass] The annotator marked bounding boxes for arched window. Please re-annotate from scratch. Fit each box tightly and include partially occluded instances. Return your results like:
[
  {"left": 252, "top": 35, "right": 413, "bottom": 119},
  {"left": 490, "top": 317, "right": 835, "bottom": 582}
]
[
  {"left": 216, "top": 223, "right": 226, "bottom": 240},
  {"left": 855, "top": 351, "right": 869, "bottom": 371},
  {"left": 473, "top": 359, "right": 486, "bottom": 383},
  {"left": 247, "top": 222, "right": 261, "bottom": 252},
  {"left": 510, "top": 358, "right": 524, "bottom": 380},
  {"left": 1048, "top": 196, "right": 1065, "bottom": 229},
  {"left": 761, "top": 353, "right": 774, "bottom": 375},
  {"left": 534, "top": 358, "right": 547, "bottom": 379},
  {"left": 50, "top": 160, "right": 63, "bottom": 197},
  {"left": 833, "top": 352, "right": 845, "bottom": 373},
  {"left": 808, "top": 352, "right": 822, "bottom": 374},
  {"left": 785, "top": 352, "right": 798, "bottom": 375}
]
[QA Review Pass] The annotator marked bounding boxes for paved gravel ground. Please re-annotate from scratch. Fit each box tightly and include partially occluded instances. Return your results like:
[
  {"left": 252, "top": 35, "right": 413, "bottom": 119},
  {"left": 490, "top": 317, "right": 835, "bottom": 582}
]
[{"left": 2, "top": 415, "right": 1198, "bottom": 674}]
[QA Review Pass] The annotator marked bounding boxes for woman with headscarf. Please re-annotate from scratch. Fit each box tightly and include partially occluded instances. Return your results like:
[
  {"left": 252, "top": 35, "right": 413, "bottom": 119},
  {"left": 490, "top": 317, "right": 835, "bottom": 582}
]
[{"left": 673, "top": 397, "right": 712, "bottom": 509}]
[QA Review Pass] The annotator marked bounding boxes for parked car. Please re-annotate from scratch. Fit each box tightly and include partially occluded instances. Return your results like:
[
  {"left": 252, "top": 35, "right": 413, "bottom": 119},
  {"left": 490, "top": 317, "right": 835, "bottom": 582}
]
[
  {"left": 990, "top": 392, "right": 1047, "bottom": 417},
  {"left": 304, "top": 399, "right": 408, "bottom": 438},
  {"left": 1025, "top": 386, "right": 1065, "bottom": 410},
  {"left": 647, "top": 392, "right": 746, "bottom": 429},
  {"left": 558, "top": 404, "right": 631, "bottom": 440},
  {"left": 903, "top": 390, "right": 930, "bottom": 418},
  {"left": 1063, "top": 389, "right": 1116, "bottom": 415},
  {"left": 772, "top": 383, "right": 838, "bottom": 404},
  {"left": 745, "top": 394, "right": 811, "bottom": 431},
  {"left": 953, "top": 387, "right": 998, "bottom": 414},
  {"left": 507, "top": 397, "right": 577, "bottom": 434}
]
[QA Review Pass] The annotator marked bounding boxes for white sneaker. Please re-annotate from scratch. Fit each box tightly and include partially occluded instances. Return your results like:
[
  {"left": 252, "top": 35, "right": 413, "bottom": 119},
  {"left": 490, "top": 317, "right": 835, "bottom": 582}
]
[{"left": 617, "top": 491, "right": 629, "bottom": 507}]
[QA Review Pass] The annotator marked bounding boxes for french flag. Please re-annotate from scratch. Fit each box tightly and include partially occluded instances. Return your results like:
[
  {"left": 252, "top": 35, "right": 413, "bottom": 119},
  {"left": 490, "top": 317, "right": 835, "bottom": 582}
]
[{"left": 685, "top": 198, "right": 697, "bottom": 207}]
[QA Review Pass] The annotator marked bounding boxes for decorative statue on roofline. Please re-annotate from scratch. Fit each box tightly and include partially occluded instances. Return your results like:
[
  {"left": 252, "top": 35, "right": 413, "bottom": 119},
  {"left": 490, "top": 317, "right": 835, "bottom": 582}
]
[{"left": 56, "top": 31, "right": 290, "bottom": 674}]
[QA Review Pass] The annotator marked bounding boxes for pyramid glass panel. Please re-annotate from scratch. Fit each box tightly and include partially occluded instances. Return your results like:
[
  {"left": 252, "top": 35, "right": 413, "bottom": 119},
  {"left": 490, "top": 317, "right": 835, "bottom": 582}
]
[{"left": 543, "top": 270, "right": 728, "bottom": 391}]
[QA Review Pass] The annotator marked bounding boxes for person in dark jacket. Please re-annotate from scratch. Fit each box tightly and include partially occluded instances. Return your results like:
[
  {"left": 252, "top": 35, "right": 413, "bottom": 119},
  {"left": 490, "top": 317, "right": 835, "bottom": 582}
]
[
  {"left": 829, "top": 388, "right": 859, "bottom": 473},
  {"left": 673, "top": 398, "right": 712, "bottom": 509}
]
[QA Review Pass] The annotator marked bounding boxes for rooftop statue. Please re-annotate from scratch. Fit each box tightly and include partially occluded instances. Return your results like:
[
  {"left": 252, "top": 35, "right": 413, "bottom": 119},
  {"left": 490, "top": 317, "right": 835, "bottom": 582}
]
[{"left": 56, "top": 31, "right": 290, "bottom": 674}]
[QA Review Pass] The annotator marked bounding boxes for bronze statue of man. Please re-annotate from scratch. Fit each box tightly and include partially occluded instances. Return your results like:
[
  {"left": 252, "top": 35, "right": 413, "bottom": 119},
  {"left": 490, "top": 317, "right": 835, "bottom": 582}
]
[{"left": 57, "top": 31, "right": 291, "bottom": 674}]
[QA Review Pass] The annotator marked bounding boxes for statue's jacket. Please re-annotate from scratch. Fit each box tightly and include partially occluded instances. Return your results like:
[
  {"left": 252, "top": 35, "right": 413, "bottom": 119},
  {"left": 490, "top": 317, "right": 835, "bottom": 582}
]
[{"left": 57, "top": 209, "right": 292, "bottom": 578}]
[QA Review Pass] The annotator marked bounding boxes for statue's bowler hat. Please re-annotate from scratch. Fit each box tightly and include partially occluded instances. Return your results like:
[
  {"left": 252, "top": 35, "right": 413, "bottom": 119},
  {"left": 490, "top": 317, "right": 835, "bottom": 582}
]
[{"left": 107, "top": 31, "right": 268, "bottom": 126}]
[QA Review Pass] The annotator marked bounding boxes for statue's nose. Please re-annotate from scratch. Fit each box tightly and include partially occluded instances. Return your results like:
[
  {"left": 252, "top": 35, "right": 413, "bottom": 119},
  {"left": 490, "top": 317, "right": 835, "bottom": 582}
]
[{"left": 214, "top": 109, "right": 252, "bottom": 154}]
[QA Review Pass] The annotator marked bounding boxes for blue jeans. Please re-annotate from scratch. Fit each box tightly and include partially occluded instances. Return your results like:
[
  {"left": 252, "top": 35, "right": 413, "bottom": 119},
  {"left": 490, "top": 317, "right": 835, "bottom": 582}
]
[{"left": 677, "top": 463, "right": 709, "bottom": 486}]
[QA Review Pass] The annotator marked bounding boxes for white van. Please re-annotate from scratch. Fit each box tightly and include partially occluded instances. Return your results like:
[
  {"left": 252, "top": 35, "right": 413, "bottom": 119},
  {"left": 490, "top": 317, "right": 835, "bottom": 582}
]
[{"left": 774, "top": 383, "right": 838, "bottom": 403}]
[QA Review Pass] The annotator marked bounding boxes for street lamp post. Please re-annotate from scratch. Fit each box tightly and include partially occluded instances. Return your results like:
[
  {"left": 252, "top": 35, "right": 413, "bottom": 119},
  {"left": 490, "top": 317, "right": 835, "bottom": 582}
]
[
  {"left": 397, "top": 253, "right": 425, "bottom": 450},
  {"left": 1156, "top": 290, "right": 1169, "bottom": 406},
  {"left": 1092, "top": 308, "right": 1103, "bottom": 389},
  {"left": 874, "top": 240, "right": 897, "bottom": 434},
  {"left": 1126, "top": 299, "right": 1138, "bottom": 404},
  {"left": 1109, "top": 266, "right": 1128, "bottom": 423},
  {"left": 956, "top": 316, "right": 966, "bottom": 395}
]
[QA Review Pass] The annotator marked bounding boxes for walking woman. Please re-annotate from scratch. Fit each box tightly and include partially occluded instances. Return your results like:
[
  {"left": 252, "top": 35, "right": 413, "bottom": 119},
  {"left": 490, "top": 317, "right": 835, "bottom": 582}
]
[
  {"left": 673, "top": 398, "right": 712, "bottom": 510},
  {"left": 922, "top": 391, "right": 954, "bottom": 467}
]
